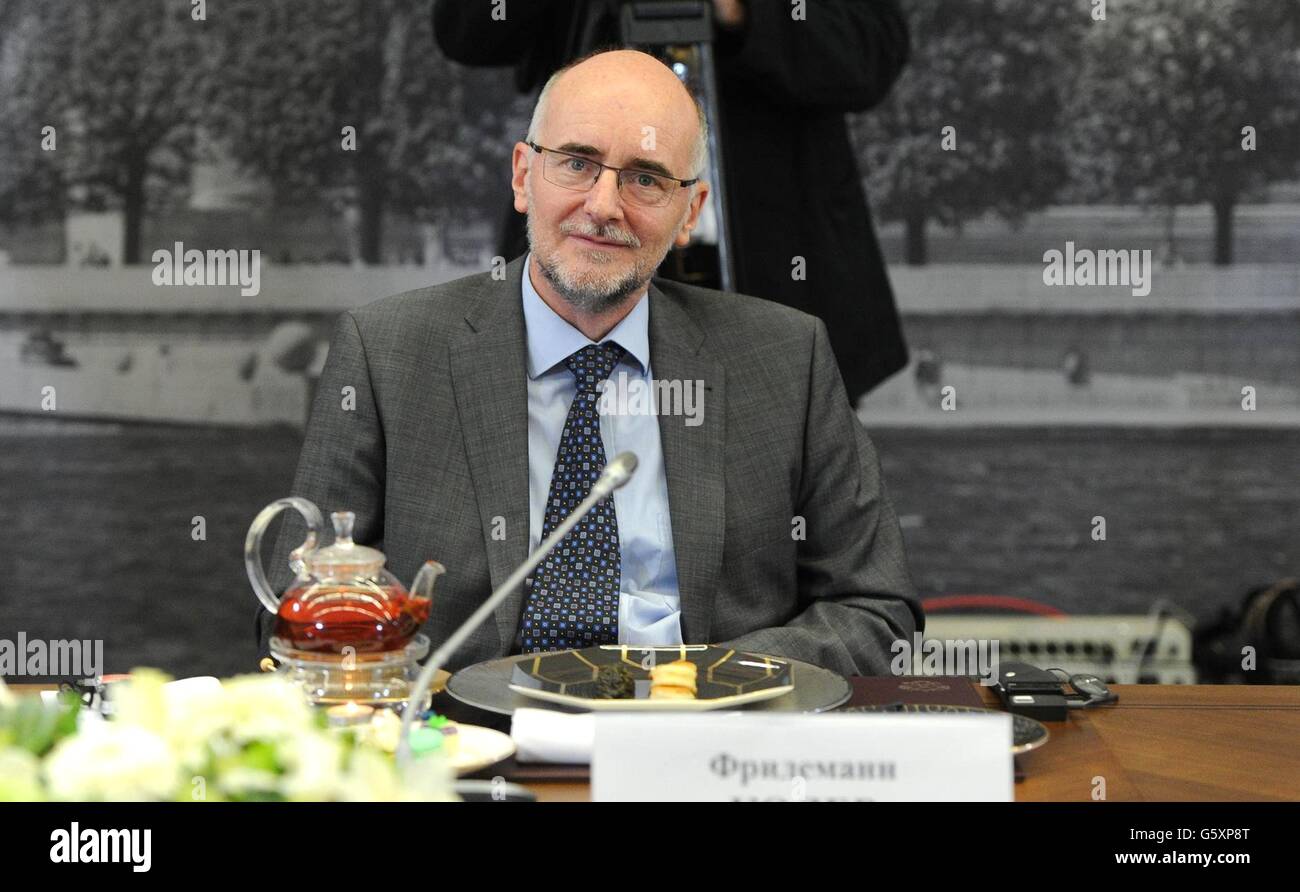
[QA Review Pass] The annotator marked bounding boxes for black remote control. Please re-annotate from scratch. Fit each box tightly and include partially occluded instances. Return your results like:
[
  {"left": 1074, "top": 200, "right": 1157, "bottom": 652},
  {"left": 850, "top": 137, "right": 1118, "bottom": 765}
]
[{"left": 995, "top": 661, "right": 1068, "bottom": 721}]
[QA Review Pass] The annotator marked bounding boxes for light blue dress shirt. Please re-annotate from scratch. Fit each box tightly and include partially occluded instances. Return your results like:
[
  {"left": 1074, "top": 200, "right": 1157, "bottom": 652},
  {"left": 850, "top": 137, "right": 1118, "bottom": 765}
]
[{"left": 521, "top": 253, "right": 683, "bottom": 645}]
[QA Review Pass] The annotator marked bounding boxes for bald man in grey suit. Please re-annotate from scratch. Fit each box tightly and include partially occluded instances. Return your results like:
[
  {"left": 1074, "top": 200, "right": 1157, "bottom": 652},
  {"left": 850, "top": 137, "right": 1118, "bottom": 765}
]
[{"left": 257, "top": 50, "right": 920, "bottom": 677}]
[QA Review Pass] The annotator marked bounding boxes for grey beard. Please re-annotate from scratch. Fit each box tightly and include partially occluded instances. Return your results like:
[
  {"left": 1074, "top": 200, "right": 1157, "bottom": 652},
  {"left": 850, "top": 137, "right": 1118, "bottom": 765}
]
[{"left": 532, "top": 251, "right": 646, "bottom": 314}]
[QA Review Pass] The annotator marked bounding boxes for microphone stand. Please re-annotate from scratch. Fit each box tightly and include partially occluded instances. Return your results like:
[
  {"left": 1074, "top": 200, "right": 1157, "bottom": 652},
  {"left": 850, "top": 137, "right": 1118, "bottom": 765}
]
[{"left": 396, "top": 452, "right": 639, "bottom": 768}]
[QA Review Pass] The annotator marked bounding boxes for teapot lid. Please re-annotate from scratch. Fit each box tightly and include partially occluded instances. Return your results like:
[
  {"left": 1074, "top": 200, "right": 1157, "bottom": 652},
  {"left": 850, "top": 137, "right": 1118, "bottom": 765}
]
[{"left": 304, "top": 511, "right": 386, "bottom": 576}]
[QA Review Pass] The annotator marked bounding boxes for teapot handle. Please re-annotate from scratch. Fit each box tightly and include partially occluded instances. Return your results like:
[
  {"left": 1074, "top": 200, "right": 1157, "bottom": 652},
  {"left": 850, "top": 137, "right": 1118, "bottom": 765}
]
[{"left": 244, "top": 497, "right": 324, "bottom": 614}]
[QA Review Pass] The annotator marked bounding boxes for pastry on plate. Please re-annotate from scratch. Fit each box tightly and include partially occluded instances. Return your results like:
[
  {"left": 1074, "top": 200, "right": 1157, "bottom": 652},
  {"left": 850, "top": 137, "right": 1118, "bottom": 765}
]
[{"left": 649, "top": 659, "right": 698, "bottom": 699}]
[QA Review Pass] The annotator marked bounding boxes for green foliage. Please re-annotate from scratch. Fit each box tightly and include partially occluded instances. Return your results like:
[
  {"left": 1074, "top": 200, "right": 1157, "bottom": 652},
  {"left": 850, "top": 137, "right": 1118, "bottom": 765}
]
[{"left": 0, "top": 690, "right": 81, "bottom": 757}]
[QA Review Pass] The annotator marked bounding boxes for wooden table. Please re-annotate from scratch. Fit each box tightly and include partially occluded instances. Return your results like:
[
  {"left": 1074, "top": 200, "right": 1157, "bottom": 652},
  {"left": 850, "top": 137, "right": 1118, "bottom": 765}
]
[
  {"left": 521, "top": 685, "right": 1300, "bottom": 801},
  {"left": 11, "top": 682, "right": 1298, "bottom": 800},
  {"left": 1001, "top": 684, "right": 1300, "bottom": 802}
]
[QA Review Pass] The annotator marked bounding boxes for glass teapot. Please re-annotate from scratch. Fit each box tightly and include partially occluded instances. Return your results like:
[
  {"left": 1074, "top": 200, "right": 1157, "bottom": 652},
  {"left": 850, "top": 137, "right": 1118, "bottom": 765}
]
[{"left": 245, "top": 497, "right": 444, "bottom": 654}]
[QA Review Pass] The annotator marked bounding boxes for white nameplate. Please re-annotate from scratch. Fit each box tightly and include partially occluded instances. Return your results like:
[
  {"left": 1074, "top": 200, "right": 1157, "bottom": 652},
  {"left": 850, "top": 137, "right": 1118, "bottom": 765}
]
[{"left": 591, "top": 712, "right": 1013, "bottom": 801}]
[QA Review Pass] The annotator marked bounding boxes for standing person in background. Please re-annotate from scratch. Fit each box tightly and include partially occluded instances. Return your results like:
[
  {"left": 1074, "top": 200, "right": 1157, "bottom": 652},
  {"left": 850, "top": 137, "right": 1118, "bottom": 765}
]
[{"left": 432, "top": 0, "right": 911, "bottom": 402}]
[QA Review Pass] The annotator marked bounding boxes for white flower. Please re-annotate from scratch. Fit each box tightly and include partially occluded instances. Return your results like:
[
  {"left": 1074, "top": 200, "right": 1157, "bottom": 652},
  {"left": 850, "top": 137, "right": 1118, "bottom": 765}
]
[
  {"left": 0, "top": 747, "right": 45, "bottom": 801},
  {"left": 36, "top": 669, "right": 455, "bottom": 802},
  {"left": 164, "top": 674, "right": 317, "bottom": 770},
  {"left": 353, "top": 708, "right": 402, "bottom": 754},
  {"left": 336, "top": 746, "right": 406, "bottom": 801},
  {"left": 277, "top": 730, "right": 347, "bottom": 801},
  {"left": 108, "top": 668, "right": 171, "bottom": 733},
  {"left": 44, "top": 723, "right": 180, "bottom": 801},
  {"left": 336, "top": 747, "right": 456, "bottom": 802}
]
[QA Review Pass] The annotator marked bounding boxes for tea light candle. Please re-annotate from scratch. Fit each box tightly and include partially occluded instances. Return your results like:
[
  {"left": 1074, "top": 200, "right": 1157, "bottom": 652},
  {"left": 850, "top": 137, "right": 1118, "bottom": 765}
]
[{"left": 326, "top": 702, "right": 375, "bottom": 726}]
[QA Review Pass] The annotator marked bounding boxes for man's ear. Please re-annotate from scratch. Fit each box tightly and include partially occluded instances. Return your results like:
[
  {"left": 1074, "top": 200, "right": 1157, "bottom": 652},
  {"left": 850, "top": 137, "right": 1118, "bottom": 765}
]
[
  {"left": 674, "top": 181, "right": 711, "bottom": 248},
  {"left": 511, "top": 142, "right": 531, "bottom": 213}
]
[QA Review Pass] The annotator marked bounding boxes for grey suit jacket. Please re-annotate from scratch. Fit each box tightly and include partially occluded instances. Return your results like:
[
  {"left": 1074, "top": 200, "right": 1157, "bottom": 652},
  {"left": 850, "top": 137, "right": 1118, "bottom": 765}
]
[{"left": 255, "top": 254, "right": 921, "bottom": 677}]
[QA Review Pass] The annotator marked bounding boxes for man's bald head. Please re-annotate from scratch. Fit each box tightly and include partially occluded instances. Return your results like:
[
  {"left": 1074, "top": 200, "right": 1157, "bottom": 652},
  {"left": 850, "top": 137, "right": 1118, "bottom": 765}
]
[
  {"left": 511, "top": 47, "right": 713, "bottom": 325},
  {"left": 525, "top": 48, "right": 708, "bottom": 179}
]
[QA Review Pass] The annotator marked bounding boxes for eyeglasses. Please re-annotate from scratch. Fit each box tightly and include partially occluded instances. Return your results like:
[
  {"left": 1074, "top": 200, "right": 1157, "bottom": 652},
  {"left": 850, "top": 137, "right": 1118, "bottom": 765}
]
[{"left": 527, "top": 141, "right": 698, "bottom": 208}]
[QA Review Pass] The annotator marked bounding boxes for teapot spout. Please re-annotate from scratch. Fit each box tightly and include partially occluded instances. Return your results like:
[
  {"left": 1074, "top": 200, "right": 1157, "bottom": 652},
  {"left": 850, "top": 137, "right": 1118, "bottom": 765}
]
[{"left": 409, "top": 560, "right": 446, "bottom": 601}]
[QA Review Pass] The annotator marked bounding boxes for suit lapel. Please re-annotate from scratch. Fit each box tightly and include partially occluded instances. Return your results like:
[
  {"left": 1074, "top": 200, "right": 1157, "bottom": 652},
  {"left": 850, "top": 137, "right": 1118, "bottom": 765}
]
[
  {"left": 448, "top": 256, "right": 532, "bottom": 650},
  {"left": 648, "top": 281, "right": 725, "bottom": 644}
]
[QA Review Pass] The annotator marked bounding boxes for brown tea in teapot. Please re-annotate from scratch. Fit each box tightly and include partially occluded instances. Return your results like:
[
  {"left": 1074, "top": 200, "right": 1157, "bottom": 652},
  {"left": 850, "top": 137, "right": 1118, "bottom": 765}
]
[{"left": 274, "top": 584, "right": 432, "bottom": 653}]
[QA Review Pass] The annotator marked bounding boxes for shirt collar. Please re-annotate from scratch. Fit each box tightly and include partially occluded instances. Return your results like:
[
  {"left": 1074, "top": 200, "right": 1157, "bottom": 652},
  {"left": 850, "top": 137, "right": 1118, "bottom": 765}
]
[{"left": 521, "top": 251, "right": 651, "bottom": 380}]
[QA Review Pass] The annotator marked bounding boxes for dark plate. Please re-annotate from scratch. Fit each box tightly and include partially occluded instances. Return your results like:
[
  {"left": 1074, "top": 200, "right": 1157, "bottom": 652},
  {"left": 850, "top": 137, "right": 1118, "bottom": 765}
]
[{"left": 507, "top": 644, "right": 794, "bottom": 711}]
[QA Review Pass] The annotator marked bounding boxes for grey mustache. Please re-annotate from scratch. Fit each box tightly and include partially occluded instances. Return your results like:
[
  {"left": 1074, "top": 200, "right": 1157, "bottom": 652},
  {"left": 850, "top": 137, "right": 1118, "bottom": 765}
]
[{"left": 561, "top": 223, "right": 640, "bottom": 248}]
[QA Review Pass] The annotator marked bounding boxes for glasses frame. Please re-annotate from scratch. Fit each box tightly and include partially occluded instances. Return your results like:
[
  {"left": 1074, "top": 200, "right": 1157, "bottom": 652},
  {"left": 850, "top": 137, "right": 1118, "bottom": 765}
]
[{"left": 526, "top": 141, "right": 698, "bottom": 207}]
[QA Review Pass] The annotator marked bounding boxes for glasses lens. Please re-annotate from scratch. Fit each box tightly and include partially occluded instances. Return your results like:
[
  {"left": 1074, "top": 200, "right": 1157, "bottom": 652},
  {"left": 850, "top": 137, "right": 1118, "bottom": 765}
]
[
  {"left": 620, "top": 170, "right": 674, "bottom": 207},
  {"left": 544, "top": 152, "right": 596, "bottom": 189},
  {"left": 539, "top": 149, "right": 677, "bottom": 206}
]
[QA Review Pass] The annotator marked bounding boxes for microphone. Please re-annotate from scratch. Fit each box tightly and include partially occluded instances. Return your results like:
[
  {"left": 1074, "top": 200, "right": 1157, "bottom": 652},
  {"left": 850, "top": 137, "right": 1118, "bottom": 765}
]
[
  {"left": 397, "top": 451, "right": 639, "bottom": 766},
  {"left": 591, "top": 450, "right": 638, "bottom": 497}
]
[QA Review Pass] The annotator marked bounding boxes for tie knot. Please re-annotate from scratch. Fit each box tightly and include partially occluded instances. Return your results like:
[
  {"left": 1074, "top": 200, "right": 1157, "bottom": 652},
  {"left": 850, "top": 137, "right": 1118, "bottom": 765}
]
[{"left": 566, "top": 342, "right": 625, "bottom": 393}]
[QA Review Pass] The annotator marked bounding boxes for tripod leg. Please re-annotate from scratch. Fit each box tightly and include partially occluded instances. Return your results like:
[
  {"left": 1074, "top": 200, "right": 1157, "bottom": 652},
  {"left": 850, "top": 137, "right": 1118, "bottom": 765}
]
[
  {"left": 620, "top": 2, "right": 736, "bottom": 292},
  {"left": 691, "top": 42, "right": 736, "bottom": 293}
]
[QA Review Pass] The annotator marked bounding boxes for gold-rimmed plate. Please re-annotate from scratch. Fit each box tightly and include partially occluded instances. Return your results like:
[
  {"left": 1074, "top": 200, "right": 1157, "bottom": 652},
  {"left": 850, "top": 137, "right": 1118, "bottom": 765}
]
[{"left": 507, "top": 644, "right": 795, "bottom": 712}]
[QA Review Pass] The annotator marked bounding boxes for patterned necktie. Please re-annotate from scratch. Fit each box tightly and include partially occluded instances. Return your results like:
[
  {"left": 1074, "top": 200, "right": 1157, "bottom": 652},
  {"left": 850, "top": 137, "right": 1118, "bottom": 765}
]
[{"left": 518, "top": 341, "right": 626, "bottom": 652}]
